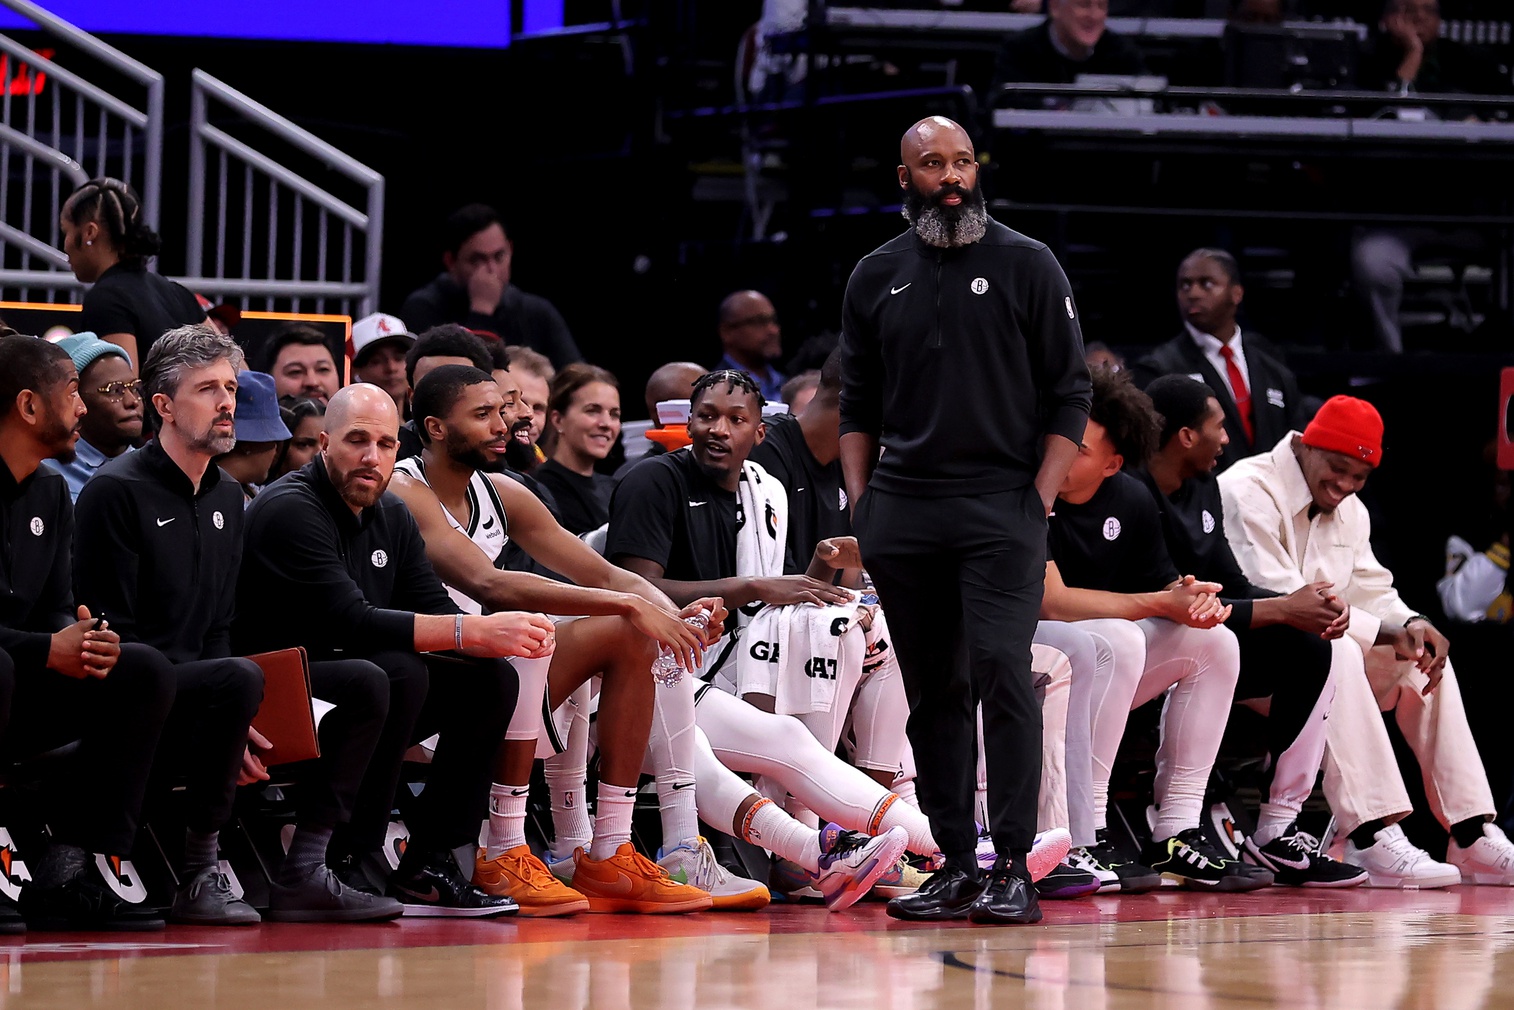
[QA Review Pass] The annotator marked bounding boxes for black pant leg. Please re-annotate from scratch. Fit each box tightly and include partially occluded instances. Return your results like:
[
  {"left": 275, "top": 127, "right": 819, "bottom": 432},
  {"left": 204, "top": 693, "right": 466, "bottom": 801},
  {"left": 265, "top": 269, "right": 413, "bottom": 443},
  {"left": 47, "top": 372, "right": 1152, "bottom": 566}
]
[
  {"left": 166, "top": 658, "right": 264, "bottom": 834},
  {"left": 857, "top": 490, "right": 974, "bottom": 867},
  {"left": 0, "top": 647, "right": 15, "bottom": 743},
  {"left": 960, "top": 489, "right": 1047, "bottom": 857},
  {"left": 302, "top": 658, "right": 391, "bottom": 831},
  {"left": 343, "top": 650, "right": 429, "bottom": 852},
  {"left": 1232, "top": 623, "right": 1333, "bottom": 766},
  {"left": 408, "top": 655, "right": 518, "bottom": 853},
  {"left": 8, "top": 644, "right": 177, "bottom": 854}
]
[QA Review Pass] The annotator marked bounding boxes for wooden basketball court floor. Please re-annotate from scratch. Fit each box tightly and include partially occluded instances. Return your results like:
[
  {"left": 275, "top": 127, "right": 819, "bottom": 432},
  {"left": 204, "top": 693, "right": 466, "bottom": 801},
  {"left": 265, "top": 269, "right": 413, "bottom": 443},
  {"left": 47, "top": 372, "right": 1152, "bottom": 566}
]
[{"left": 10, "top": 886, "right": 1514, "bottom": 1010}]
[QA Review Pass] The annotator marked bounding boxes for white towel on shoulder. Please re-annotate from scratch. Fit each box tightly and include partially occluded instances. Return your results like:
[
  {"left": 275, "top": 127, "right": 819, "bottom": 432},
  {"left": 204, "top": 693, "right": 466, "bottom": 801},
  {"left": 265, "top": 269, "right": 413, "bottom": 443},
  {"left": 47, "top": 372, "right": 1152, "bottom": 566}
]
[{"left": 696, "top": 459, "right": 788, "bottom": 682}]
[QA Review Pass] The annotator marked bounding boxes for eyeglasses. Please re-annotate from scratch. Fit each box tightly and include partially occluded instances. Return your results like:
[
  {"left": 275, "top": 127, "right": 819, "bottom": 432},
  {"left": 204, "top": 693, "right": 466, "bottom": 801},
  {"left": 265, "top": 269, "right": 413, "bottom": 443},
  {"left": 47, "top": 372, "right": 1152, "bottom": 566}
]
[{"left": 95, "top": 380, "right": 144, "bottom": 400}]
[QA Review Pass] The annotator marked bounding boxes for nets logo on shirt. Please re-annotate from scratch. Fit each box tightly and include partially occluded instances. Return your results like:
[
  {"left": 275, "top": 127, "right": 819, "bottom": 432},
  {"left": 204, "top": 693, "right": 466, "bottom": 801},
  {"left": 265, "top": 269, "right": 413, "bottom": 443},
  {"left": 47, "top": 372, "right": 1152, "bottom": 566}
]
[
  {"left": 28, "top": 517, "right": 43, "bottom": 537},
  {"left": 1202, "top": 510, "right": 1216, "bottom": 534},
  {"left": 970, "top": 277, "right": 989, "bottom": 295},
  {"left": 212, "top": 510, "right": 225, "bottom": 530},
  {"left": 1102, "top": 517, "right": 1122, "bottom": 541},
  {"left": 371, "top": 550, "right": 389, "bottom": 568}
]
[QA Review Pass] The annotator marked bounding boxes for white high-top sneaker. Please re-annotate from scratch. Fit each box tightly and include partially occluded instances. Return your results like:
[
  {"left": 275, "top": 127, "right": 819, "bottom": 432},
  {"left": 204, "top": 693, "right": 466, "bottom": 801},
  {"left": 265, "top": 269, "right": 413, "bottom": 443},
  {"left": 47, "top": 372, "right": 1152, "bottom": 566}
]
[
  {"left": 1447, "top": 823, "right": 1514, "bottom": 885},
  {"left": 1343, "top": 824, "right": 1461, "bottom": 889}
]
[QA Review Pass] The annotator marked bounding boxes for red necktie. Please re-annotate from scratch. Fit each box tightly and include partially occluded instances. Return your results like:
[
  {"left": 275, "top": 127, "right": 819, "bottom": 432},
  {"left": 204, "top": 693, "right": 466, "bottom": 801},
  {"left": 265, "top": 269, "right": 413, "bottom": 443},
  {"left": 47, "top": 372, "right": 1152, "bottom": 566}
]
[{"left": 1219, "top": 344, "right": 1254, "bottom": 444}]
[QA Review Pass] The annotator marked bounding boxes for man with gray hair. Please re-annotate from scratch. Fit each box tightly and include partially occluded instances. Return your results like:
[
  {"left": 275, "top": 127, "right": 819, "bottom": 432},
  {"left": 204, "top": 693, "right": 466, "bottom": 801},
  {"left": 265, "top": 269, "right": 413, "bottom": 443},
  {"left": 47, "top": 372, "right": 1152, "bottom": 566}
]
[{"left": 73, "top": 324, "right": 270, "bottom": 925}]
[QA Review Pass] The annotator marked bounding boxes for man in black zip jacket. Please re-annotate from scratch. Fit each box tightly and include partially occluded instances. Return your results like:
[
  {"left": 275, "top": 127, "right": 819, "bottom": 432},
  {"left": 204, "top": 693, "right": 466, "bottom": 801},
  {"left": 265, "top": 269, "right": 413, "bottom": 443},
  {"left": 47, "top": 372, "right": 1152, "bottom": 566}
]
[
  {"left": 236, "top": 383, "right": 553, "bottom": 920},
  {"left": 74, "top": 326, "right": 266, "bottom": 926},
  {"left": 839, "top": 116, "right": 1091, "bottom": 926},
  {"left": 0, "top": 334, "right": 175, "bottom": 932}
]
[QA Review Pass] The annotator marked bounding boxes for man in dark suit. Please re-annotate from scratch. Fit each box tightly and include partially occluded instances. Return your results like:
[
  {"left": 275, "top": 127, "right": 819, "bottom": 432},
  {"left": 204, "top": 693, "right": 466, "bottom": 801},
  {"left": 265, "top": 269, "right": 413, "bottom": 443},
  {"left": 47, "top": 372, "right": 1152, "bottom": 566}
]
[{"left": 1130, "top": 249, "right": 1305, "bottom": 472}]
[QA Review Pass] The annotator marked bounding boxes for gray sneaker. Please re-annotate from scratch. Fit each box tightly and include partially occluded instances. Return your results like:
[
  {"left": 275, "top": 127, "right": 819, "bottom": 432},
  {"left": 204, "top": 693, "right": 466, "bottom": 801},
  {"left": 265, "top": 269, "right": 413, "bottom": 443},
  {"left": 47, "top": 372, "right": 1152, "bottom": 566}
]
[
  {"left": 170, "top": 866, "right": 262, "bottom": 926},
  {"left": 268, "top": 864, "right": 403, "bottom": 923}
]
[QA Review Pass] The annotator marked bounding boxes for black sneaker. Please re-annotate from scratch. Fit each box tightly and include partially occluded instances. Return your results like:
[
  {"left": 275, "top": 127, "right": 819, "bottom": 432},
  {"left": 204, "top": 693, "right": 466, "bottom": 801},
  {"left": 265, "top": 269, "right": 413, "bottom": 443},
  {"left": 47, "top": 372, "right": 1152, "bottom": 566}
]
[
  {"left": 885, "top": 864, "right": 984, "bottom": 921},
  {"left": 0, "top": 893, "right": 23, "bottom": 935},
  {"left": 968, "top": 858, "right": 1041, "bottom": 925},
  {"left": 332, "top": 851, "right": 390, "bottom": 896},
  {"left": 1141, "top": 828, "right": 1273, "bottom": 892},
  {"left": 268, "top": 864, "right": 403, "bottom": 923},
  {"left": 21, "top": 873, "right": 164, "bottom": 931},
  {"left": 1078, "top": 832, "right": 1162, "bottom": 894},
  {"left": 1034, "top": 861, "right": 1101, "bottom": 900},
  {"left": 1243, "top": 824, "right": 1368, "bottom": 888},
  {"left": 389, "top": 851, "right": 518, "bottom": 918}
]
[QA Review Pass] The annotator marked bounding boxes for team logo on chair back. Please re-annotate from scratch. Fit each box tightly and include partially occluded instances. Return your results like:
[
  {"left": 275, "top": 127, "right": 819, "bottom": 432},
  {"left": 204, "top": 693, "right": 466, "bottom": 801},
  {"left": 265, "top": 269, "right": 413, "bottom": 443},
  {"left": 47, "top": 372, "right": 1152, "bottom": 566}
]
[
  {"left": 0, "top": 828, "right": 31, "bottom": 902},
  {"left": 95, "top": 853, "right": 150, "bottom": 903}
]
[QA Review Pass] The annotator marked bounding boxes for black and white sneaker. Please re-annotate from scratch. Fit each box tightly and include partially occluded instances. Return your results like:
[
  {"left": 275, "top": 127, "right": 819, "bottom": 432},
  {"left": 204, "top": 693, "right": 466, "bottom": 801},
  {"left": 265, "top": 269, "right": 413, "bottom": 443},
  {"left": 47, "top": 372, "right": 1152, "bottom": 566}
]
[
  {"left": 1243, "top": 824, "right": 1368, "bottom": 888},
  {"left": 388, "top": 850, "right": 518, "bottom": 918},
  {"left": 1077, "top": 831, "right": 1162, "bottom": 894},
  {"left": 1141, "top": 828, "right": 1272, "bottom": 892},
  {"left": 1034, "top": 861, "right": 1102, "bottom": 900}
]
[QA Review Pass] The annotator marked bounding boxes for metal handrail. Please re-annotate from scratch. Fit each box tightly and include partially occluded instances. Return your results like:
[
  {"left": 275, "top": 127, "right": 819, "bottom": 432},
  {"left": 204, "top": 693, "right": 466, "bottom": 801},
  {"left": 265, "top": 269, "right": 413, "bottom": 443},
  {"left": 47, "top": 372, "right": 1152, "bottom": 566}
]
[
  {"left": 0, "top": 36, "right": 149, "bottom": 126},
  {"left": 188, "top": 69, "right": 384, "bottom": 315},
  {"left": 0, "top": 122, "right": 87, "bottom": 186},
  {"left": 0, "top": 222, "right": 70, "bottom": 267},
  {"left": 0, "top": 0, "right": 163, "bottom": 225}
]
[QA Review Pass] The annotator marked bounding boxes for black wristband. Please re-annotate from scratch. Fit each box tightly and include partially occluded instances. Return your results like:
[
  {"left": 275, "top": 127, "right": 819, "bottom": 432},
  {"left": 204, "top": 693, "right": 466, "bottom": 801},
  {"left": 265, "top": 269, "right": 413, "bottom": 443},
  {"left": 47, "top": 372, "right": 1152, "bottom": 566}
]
[{"left": 1405, "top": 614, "right": 1432, "bottom": 627}]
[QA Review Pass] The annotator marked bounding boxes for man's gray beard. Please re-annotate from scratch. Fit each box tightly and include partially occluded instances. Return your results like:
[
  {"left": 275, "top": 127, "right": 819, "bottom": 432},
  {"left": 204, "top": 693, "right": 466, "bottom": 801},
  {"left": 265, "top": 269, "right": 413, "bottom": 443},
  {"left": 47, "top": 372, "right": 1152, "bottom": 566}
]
[
  {"left": 903, "top": 203, "right": 988, "bottom": 249},
  {"left": 189, "top": 425, "right": 237, "bottom": 456}
]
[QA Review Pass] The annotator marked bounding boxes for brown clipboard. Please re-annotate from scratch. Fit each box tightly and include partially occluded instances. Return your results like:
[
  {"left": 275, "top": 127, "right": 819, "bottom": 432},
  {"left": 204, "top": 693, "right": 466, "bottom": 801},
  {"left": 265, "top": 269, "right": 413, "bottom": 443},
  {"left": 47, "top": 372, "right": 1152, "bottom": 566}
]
[{"left": 247, "top": 647, "right": 320, "bottom": 766}]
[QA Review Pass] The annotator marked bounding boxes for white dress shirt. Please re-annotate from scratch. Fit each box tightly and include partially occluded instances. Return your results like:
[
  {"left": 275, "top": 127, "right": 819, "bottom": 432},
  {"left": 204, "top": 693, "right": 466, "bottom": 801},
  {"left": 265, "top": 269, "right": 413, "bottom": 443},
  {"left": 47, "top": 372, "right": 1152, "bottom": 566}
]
[
  {"left": 1184, "top": 322, "right": 1250, "bottom": 402},
  {"left": 1218, "top": 431, "right": 1417, "bottom": 654}
]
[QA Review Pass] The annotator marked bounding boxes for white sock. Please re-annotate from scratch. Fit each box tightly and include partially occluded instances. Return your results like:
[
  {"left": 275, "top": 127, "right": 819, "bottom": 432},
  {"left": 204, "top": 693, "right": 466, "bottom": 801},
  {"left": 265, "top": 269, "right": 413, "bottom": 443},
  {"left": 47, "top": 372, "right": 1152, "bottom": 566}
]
[
  {"left": 892, "top": 777, "right": 919, "bottom": 809},
  {"left": 655, "top": 771, "right": 699, "bottom": 850},
  {"left": 545, "top": 763, "right": 593, "bottom": 858},
  {"left": 487, "top": 783, "right": 529, "bottom": 860},
  {"left": 785, "top": 797, "right": 821, "bottom": 830},
  {"left": 590, "top": 781, "right": 638, "bottom": 861},
  {"left": 1253, "top": 803, "right": 1297, "bottom": 847},
  {"left": 743, "top": 798, "right": 823, "bottom": 872},
  {"left": 874, "top": 792, "right": 938, "bottom": 857}
]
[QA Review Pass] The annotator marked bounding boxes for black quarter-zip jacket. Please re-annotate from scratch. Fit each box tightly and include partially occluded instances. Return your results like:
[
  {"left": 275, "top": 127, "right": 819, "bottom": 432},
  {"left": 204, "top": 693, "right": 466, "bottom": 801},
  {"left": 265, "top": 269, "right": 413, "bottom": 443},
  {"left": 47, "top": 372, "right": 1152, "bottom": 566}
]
[
  {"left": 0, "top": 461, "right": 76, "bottom": 671},
  {"left": 233, "top": 456, "right": 459, "bottom": 661},
  {"left": 839, "top": 219, "right": 1092, "bottom": 497},
  {"left": 74, "top": 439, "right": 244, "bottom": 664}
]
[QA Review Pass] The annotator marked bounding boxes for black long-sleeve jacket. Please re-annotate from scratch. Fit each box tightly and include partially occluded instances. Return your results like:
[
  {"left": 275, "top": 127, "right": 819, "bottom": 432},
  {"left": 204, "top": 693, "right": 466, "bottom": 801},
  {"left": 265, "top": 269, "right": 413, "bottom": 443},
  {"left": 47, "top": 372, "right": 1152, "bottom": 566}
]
[
  {"left": 0, "top": 461, "right": 76, "bottom": 670},
  {"left": 74, "top": 440, "right": 244, "bottom": 663},
  {"left": 839, "top": 220, "right": 1092, "bottom": 497},
  {"left": 233, "top": 456, "right": 459, "bottom": 660}
]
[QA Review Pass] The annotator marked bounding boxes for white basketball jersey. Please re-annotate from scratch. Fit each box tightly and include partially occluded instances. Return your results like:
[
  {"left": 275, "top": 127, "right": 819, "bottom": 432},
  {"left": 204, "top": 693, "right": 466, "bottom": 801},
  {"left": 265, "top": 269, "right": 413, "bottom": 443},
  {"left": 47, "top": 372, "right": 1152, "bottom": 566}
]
[{"left": 394, "top": 457, "right": 510, "bottom": 615}]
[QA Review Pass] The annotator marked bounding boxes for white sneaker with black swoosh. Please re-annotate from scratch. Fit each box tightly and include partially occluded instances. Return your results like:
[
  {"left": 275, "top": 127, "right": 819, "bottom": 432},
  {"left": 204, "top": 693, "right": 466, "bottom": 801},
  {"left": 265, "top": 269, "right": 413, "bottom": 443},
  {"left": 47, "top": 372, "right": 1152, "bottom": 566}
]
[
  {"left": 1342, "top": 824, "right": 1460, "bottom": 889},
  {"left": 1242, "top": 823, "right": 1367, "bottom": 888}
]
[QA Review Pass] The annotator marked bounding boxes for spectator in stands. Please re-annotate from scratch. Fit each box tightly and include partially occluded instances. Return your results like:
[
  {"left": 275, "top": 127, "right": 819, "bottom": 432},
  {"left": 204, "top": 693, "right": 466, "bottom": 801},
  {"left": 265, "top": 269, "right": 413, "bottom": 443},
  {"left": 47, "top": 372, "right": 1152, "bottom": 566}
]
[
  {"left": 1219, "top": 396, "right": 1514, "bottom": 887},
  {"left": 991, "top": 0, "right": 1147, "bottom": 96},
  {"left": 398, "top": 325, "right": 495, "bottom": 460},
  {"left": 1130, "top": 249, "right": 1305, "bottom": 472},
  {"left": 1363, "top": 0, "right": 1511, "bottom": 96},
  {"left": 715, "top": 290, "right": 785, "bottom": 404},
  {"left": 50, "top": 334, "right": 141, "bottom": 502},
  {"left": 351, "top": 313, "right": 417, "bottom": 417},
  {"left": 72, "top": 325, "right": 269, "bottom": 925},
  {"left": 0, "top": 334, "right": 177, "bottom": 931},
  {"left": 504, "top": 344, "right": 555, "bottom": 450},
  {"left": 535, "top": 364, "right": 622, "bottom": 536},
  {"left": 236, "top": 383, "right": 545, "bottom": 918},
  {"left": 259, "top": 325, "right": 341, "bottom": 405},
  {"left": 779, "top": 370, "right": 820, "bottom": 415},
  {"left": 271, "top": 397, "right": 326, "bottom": 480},
  {"left": 61, "top": 178, "right": 207, "bottom": 369},
  {"left": 212, "top": 371, "right": 292, "bottom": 503},
  {"left": 400, "top": 204, "right": 580, "bottom": 368}
]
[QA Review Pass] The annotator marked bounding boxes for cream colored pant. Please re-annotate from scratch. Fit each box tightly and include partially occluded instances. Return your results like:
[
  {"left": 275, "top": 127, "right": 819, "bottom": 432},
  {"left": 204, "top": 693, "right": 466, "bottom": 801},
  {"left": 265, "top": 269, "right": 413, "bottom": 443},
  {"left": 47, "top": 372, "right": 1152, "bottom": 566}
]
[{"left": 1323, "top": 646, "right": 1495, "bottom": 836}]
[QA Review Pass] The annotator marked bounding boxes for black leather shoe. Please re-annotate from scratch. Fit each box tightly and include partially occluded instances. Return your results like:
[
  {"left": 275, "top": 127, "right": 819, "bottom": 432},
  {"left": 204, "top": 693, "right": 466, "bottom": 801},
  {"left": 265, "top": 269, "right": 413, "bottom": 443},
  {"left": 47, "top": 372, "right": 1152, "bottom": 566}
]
[
  {"left": 968, "top": 859, "right": 1042, "bottom": 925},
  {"left": 885, "top": 865, "right": 983, "bottom": 921}
]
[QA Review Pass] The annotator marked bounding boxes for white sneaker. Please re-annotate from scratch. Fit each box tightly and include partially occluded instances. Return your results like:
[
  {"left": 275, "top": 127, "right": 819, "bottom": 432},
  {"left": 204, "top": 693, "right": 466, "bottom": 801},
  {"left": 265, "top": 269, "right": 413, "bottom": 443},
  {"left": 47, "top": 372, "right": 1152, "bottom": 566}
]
[
  {"left": 1066, "top": 845, "right": 1120, "bottom": 892},
  {"left": 973, "top": 828, "right": 1071, "bottom": 883},
  {"left": 814, "top": 825, "right": 909, "bottom": 912},
  {"left": 1447, "top": 823, "right": 1514, "bottom": 885},
  {"left": 657, "top": 837, "right": 770, "bottom": 911},
  {"left": 1343, "top": 824, "right": 1461, "bottom": 889}
]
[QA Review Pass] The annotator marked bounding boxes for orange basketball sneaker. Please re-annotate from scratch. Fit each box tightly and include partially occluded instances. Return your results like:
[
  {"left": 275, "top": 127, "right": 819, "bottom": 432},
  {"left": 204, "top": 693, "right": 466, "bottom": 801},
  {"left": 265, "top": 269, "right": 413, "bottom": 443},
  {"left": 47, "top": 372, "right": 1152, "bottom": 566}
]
[
  {"left": 473, "top": 846, "right": 590, "bottom": 917},
  {"left": 571, "top": 843, "right": 713, "bottom": 914}
]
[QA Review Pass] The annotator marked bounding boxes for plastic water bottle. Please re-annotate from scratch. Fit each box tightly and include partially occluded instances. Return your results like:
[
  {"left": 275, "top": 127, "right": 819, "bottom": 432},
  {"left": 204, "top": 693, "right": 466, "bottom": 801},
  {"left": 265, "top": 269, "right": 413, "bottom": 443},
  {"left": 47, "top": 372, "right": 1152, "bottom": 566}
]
[{"left": 650, "top": 609, "right": 709, "bottom": 687}]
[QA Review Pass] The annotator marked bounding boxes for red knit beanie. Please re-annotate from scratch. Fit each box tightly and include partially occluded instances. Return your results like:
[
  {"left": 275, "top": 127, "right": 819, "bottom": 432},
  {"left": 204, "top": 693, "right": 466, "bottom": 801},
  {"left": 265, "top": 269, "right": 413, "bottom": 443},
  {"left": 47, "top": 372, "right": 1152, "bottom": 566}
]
[{"left": 1301, "top": 395, "right": 1383, "bottom": 467}]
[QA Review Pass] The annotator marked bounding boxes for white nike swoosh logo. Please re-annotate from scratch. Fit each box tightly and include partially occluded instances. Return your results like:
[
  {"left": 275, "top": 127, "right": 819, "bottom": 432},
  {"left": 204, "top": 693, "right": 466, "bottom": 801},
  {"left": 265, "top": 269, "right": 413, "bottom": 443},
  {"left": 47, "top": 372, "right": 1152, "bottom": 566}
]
[
  {"left": 688, "top": 501, "right": 707, "bottom": 507},
  {"left": 890, "top": 284, "right": 911, "bottom": 295},
  {"left": 156, "top": 518, "right": 175, "bottom": 527},
  {"left": 1266, "top": 853, "right": 1312, "bottom": 871}
]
